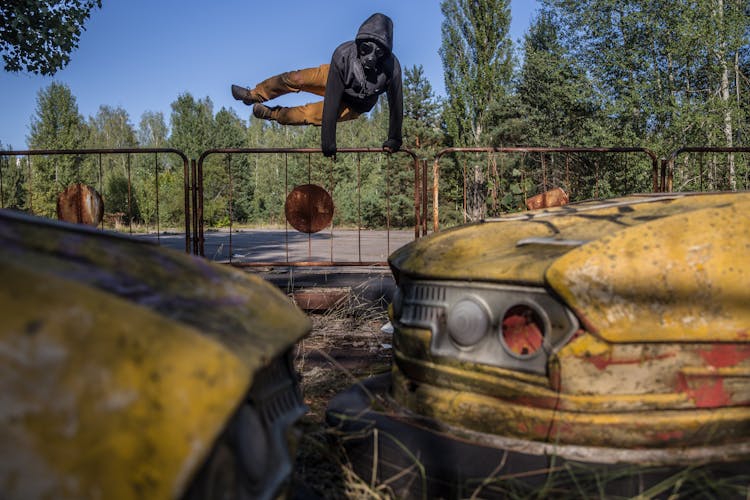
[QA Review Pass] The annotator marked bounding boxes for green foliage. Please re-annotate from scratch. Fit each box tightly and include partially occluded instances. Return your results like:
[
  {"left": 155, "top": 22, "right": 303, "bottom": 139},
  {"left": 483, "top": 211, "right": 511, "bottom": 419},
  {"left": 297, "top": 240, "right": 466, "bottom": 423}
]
[
  {"left": 542, "top": 0, "right": 749, "bottom": 189},
  {"left": 439, "top": 0, "right": 515, "bottom": 221},
  {"left": 104, "top": 172, "right": 139, "bottom": 222},
  {"left": 169, "top": 93, "right": 215, "bottom": 159},
  {"left": 403, "top": 65, "right": 444, "bottom": 153},
  {"left": 12, "top": 1, "right": 750, "bottom": 232},
  {"left": 491, "top": 11, "right": 601, "bottom": 147},
  {"left": 440, "top": 0, "right": 514, "bottom": 147},
  {"left": 0, "top": 153, "right": 27, "bottom": 210},
  {"left": 27, "top": 82, "right": 88, "bottom": 217},
  {"left": 0, "top": 0, "right": 102, "bottom": 75}
]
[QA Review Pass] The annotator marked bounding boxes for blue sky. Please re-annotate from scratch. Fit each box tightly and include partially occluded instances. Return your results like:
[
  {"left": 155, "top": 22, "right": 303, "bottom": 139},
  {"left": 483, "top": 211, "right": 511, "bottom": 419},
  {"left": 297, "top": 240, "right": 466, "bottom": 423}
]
[{"left": 0, "top": 0, "right": 539, "bottom": 149}]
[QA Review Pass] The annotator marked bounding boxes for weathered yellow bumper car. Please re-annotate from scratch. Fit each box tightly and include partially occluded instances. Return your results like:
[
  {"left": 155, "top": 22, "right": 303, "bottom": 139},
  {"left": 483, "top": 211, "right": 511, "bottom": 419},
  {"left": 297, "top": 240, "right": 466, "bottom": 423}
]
[
  {"left": 0, "top": 210, "right": 311, "bottom": 500},
  {"left": 327, "top": 192, "right": 750, "bottom": 497}
]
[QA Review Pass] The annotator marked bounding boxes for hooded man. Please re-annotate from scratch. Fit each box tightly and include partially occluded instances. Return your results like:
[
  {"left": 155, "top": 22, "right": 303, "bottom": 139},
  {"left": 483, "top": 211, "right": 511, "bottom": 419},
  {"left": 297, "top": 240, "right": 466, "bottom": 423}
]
[{"left": 231, "top": 13, "right": 403, "bottom": 158}]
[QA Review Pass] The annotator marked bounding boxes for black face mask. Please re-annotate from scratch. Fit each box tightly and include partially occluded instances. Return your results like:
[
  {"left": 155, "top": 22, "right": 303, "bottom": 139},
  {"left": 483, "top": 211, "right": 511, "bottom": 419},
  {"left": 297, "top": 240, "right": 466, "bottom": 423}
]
[{"left": 358, "top": 41, "right": 385, "bottom": 71}]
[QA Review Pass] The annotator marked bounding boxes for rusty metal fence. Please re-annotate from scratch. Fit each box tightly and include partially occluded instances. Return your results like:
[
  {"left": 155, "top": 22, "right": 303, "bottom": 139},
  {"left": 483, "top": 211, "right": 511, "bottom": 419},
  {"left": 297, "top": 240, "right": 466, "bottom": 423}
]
[
  {"left": 2, "top": 145, "right": 746, "bottom": 267},
  {"left": 194, "top": 148, "right": 421, "bottom": 266},
  {"left": 663, "top": 147, "right": 750, "bottom": 193},
  {"left": 429, "top": 147, "right": 660, "bottom": 232},
  {"left": 0, "top": 148, "right": 192, "bottom": 250}
]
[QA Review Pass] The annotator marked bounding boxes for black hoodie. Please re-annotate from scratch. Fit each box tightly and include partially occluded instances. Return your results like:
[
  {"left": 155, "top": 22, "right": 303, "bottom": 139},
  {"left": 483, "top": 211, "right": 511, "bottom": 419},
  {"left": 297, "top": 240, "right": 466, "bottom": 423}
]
[{"left": 321, "top": 13, "right": 403, "bottom": 157}]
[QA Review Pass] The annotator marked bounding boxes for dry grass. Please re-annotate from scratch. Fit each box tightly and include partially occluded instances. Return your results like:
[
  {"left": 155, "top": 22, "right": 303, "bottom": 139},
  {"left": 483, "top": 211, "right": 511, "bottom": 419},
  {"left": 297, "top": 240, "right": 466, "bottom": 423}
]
[
  {"left": 291, "top": 292, "right": 394, "bottom": 499},
  {"left": 288, "top": 290, "right": 750, "bottom": 500}
]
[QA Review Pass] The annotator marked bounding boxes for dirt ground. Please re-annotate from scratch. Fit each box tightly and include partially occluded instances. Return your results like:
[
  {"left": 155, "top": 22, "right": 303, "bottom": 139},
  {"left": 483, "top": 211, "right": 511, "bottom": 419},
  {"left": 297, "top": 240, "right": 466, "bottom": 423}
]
[{"left": 290, "top": 304, "right": 396, "bottom": 500}]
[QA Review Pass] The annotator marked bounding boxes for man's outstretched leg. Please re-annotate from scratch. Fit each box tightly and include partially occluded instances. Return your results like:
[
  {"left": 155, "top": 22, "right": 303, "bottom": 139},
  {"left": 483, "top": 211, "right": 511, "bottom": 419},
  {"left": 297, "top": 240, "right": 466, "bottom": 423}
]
[
  {"left": 252, "top": 101, "right": 324, "bottom": 125},
  {"left": 252, "top": 101, "right": 361, "bottom": 126},
  {"left": 231, "top": 65, "right": 329, "bottom": 105}
]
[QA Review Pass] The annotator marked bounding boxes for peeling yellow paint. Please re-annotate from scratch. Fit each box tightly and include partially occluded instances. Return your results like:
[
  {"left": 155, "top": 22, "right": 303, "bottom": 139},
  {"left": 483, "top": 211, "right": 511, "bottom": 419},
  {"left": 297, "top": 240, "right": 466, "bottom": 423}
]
[
  {"left": 546, "top": 195, "right": 750, "bottom": 342},
  {"left": 0, "top": 211, "right": 311, "bottom": 500}
]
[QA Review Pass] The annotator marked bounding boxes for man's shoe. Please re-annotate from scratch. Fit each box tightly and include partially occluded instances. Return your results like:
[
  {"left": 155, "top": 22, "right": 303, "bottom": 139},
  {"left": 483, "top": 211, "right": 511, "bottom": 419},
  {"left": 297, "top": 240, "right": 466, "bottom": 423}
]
[
  {"left": 231, "top": 84, "right": 263, "bottom": 105},
  {"left": 253, "top": 103, "right": 277, "bottom": 120}
]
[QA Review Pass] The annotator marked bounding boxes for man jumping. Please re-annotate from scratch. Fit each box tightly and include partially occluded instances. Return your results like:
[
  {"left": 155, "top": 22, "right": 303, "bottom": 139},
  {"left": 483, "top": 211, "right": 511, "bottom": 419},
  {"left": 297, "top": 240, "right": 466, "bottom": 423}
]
[{"left": 231, "top": 12, "right": 403, "bottom": 158}]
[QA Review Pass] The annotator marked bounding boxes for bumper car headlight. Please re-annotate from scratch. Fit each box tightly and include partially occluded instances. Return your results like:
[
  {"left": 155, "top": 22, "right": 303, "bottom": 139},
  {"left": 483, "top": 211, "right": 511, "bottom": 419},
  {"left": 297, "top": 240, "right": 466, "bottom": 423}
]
[{"left": 447, "top": 297, "right": 490, "bottom": 347}]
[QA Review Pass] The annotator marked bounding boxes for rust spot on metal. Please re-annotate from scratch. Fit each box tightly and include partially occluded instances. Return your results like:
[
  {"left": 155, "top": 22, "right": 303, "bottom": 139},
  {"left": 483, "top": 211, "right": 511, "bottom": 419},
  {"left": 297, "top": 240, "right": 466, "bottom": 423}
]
[
  {"left": 585, "top": 351, "right": 677, "bottom": 371},
  {"left": 56, "top": 183, "right": 104, "bottom": 226},
  {"left": 676, "top": 373, "right": 731, "bottom": 408},
  {"left": 654, "top": 430, "right": 686, "bottom": 442},
  {"left": 533, "top": 422, "right": 553, "bottom": 437},
  {"left": 525, "top": 187, "right": 569, "bottom": 210},
  {"left": 284, "top": 184, "right": 334, "bottom": 233},
  {"left": 698, "top": 344, "right": 750, "bottom": 368},
  {"left": 292, "top": 287, "right": 349, "bottom": 311}
]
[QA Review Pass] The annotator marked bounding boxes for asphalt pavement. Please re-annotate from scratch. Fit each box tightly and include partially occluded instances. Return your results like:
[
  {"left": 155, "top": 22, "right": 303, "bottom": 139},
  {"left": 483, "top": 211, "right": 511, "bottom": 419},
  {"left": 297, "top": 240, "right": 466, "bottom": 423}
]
[{"left": 134, "top": 227, "right": 416, "bottom": 306}]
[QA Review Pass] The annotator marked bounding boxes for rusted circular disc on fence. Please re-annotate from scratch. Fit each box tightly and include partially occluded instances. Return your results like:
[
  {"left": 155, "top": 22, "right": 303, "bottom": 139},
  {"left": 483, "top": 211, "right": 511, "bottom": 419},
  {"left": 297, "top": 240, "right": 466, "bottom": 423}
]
[
  {"left": 56, "top": 183, "right": 104, "bottom": 226},
  {"left": 284, "top": 184, "right": 334, "bottom": 233}
]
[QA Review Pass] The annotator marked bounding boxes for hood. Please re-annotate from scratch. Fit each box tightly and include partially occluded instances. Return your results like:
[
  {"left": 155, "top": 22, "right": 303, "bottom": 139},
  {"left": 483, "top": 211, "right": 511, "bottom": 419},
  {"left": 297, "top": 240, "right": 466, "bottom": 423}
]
[
  {"left": 546, "top": 193, "right": 750, "bottom": 343},
  {"left": 355, "top": 12, "right": 393, "bottom": 53},
  {"left": 0, "top": 210, "right": 310, "bottom": 499},
  {"left": 389, "top": 192, "right": 749, "bottom": 286},
  {"left": 389, "top": 192, "right": 750, "bottom": 343}
]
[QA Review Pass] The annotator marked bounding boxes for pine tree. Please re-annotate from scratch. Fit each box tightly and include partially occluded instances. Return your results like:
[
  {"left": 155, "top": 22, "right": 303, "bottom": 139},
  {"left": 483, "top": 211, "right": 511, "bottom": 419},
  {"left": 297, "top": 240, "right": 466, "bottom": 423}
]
[
  {"left": 27, "top": 82, "right": 88, "bottom": 217},
  {"left": 403, "top": 65, "right": 444, "bottom": 152}
]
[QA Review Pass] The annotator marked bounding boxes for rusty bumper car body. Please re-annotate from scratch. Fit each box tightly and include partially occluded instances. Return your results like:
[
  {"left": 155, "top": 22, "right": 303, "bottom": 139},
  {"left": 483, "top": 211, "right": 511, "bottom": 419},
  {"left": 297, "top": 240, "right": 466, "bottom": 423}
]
[
  {"left": 327, "top": 192, "right": 750, "bottom": 497},
  {"left": 0, "top": 210, "right": 311, "bottom": 500}
]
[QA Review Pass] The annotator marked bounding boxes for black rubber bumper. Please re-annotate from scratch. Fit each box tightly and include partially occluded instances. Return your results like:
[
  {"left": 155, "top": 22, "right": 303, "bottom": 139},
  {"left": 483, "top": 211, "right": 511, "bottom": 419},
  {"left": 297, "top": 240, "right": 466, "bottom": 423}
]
[{"left": 325, "top": 373, "right": 749, "bottom": 499}]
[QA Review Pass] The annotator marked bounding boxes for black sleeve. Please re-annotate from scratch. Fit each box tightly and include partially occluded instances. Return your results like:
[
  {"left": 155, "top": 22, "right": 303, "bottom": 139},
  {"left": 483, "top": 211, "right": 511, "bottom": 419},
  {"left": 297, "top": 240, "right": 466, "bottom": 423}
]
[
  {"left": 384, "top": 56, "right": 403, "bottom": 151},
  {"left": 321, "top": 58, "right": 344, "bottom": 157}
]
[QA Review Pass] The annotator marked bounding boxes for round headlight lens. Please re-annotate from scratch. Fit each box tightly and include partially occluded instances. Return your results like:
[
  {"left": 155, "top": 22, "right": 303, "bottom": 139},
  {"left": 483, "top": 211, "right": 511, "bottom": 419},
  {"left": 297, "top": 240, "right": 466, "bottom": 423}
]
[
  {"left": 501, "top": 304, "right": 545, "bottom": 356},
  {"left": 447, "top": 298, "right": 489, "bottom": 347}
]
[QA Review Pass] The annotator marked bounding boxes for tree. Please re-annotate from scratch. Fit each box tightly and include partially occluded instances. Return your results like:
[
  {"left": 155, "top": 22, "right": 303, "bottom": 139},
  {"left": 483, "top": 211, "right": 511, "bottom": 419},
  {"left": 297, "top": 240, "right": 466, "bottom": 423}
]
[
  {"left": 440, "top": 0, "right": 514, "bottom": 222},
  {"left": 210, "top": 107, "right": 249, "bottom": 225},
  {"left": 0, "top": 0, "right": 102, "bottom": 75},
  {"left": 138, "top": 111, "right": 169, "bottom": 148},
  {"left": 543, "top": 0, "right": 749, "bottom": 189},
  {"left": 169, "top": 93, "right": 214, "bottom": 159},
  {"left": 87, "top": 105, "right": 139, "bottom": 221},
  {"left": 27, "top": 82, "right": 88, "bottom": 216},
  {"left": 88, "top": 105, "right": 137, "bottom": 149},
  {"left": 403, "top": 65, "right": 444, "bottom": 151},
  {"left": 440, "top": 0, "right": 514, "bottom": 147},
  {"left": 501, "top": 11, "right": 600, "bottom": 147},
  {"left": 0, "top": 146, "right": 27, "bottom": 210}
]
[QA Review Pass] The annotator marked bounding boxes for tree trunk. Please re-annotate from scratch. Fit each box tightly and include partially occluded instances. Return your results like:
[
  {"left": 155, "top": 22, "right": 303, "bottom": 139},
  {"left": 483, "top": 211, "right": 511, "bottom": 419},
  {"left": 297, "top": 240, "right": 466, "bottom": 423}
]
[{"left": 716, "top": 0, "right": 736, "bottom": 190}]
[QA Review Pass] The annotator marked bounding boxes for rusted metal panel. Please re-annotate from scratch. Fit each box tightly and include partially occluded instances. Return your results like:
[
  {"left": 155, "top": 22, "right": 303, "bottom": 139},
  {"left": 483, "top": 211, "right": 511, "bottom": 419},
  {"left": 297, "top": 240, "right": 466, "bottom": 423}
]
[
  {"left": 390, "top": 365, "right": 750, "bottom": 452},
  {"left": 292, "top": 287, "right": 350, "bottom": 311},
  {"left": 390, "top": 192, "right": 750, "bottom": 292},
  {"left": 284, "top": 184, "right": 334, "bottom": 234},
  {"left": 0, "top": 263, "right": 250, "bottom": 499},
  {"left": 56, "top": 183, "right": 103, "bottom": 226},
  {"left": 525, "top": 187, "right": 569, "bottom": 210},
  {"left": 393, "top": 328, "right": 750, "bottom": 457}
]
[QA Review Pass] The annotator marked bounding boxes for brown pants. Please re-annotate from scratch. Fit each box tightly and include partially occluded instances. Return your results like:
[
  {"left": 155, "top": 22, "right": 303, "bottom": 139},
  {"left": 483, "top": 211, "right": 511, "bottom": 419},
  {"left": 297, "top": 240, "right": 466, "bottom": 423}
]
[{"left": 252, "top": 64, "right": 361, "bottom": 125}]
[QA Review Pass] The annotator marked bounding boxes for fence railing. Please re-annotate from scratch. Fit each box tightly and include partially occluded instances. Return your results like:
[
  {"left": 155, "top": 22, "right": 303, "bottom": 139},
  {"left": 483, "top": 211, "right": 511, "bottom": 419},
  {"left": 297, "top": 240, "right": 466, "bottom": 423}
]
[
  {"left": 3, "top": 145, "right": 746, "bottom": 267},
  {"left": 430, "top": 147, "right": 660, "bottom": 232},
  {"left": 663, "top": 147, "right": 750, "bottom": 193},
  {"left": 195, "top": 147, "right": 420, "bottom": 266},
  {"left": 0, "top": 148, "right": 192, "bottom": 251}
]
